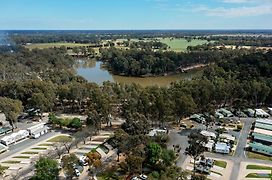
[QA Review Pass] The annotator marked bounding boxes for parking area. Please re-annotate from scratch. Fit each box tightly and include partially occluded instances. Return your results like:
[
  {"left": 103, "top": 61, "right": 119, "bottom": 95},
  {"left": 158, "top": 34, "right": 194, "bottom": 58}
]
[
  {"left": 182, "top": 156, "right": 233, "bottom": 180},
  {"left": 237, "top": 162, "right": 272, "bottom": 180},
  {"left": 0, "top": 133, "right": 65, "bottom": 178}
]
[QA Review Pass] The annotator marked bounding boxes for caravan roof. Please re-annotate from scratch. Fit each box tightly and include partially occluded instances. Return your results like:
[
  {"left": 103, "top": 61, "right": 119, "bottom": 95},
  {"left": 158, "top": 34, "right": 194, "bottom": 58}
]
[{"left": 256, "top": 119, "right": 272, "bottom": 125}]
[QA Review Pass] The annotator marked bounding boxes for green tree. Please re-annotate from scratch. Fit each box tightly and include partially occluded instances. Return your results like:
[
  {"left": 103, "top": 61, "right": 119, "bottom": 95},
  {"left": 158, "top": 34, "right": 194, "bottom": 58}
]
[
  {"left": 28, "top": 93, "right": 49, "bottom": 118},
  {"left": 0, "top": 97, "right": 23, "bottom": 129},
  {"left": 33, "top": 157, "right": 59, "bottom": 180},
  {"left": 61, "top": 154, "right": 80, "bottom": 179},
  {"left": 146, "top": 142, "right": 162, "bottom": 165},
  {"left": 68, "top": 118, "right": 82, "bottom": 129},
  {"left": 187, "top": 131, "right": 208, "bottom": 176}
]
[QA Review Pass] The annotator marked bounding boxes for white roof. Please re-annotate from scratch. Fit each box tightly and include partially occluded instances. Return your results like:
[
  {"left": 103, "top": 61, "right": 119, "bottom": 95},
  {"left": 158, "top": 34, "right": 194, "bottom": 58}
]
[
  {"left": 254, "top": 128, "right": 272, "bottom": 136},
  {"left": 205, "top": 142, "right": 214, "bottom": 149},
  {"left": 256, "top": 119, "right": 272, "bottom": 125},
  {"left": 27, "top": 123, "right": 46, "bottom": 132},
  {"left": 255, "top": 109, "right": 270, "bottom": 116},
  {"left": 148, "top": 129, "right": 167, "bottom": 136},
  {"left": 268, "top": 107, "right": 272, "bottom": 111},
  {"left": 215, "top": 143, "right": 229, "bottom": 150},
  {"left": 200, "top": 130, "right": 216, "bottom": 138},
  {"left": 219, "top": 133, "right": 235, "bottom": 141}
]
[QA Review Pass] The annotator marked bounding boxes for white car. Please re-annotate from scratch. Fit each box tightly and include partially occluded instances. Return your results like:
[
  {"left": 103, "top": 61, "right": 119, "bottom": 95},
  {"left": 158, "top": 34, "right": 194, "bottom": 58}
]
[
  {"left": 75, "top": 169, "right": 80, "bottom": 177},
  {"left": 140, "top": 174, "right": 147, "bottom": 180}
]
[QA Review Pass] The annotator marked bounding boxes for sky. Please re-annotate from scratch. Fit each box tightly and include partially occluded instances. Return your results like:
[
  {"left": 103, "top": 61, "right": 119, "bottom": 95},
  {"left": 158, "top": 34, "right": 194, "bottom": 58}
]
[{"left": 0, "top": 0, "right": 272, "bottom": 30}]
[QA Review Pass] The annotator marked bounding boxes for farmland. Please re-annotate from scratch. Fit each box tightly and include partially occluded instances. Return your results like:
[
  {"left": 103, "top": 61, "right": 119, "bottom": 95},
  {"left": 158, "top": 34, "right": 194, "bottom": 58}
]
[{"left": 159, "top": 38, "right": 210, "bottom": 51}]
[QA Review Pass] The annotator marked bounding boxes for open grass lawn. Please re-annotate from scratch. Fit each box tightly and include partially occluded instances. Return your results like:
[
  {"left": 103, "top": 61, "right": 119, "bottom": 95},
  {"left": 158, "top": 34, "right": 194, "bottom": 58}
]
[
  {"left": 247, "top": 151, "right": 272, "bottom": 161},
  {"left": 21, "top": 151, "right": 39, "bottom": 154},
  {"left": 13, "top": 156, "right": 30, "bottom": 159},
  {"left": 47, "top": 135, "right": 72, "bottom": 142},
  {"left": 31, "top": 147, "right": 47, "bottom": 150},
  {"left": 25, "top": 42, "right": 94, "bottom": 50},
  {"left": 159, "top": 38, "right": 209, "bottom": 52},
  {"left": 246, "top": 165, "right": 272, "bottom": 170},
  {"left": 38, "top": 143, "right": 53, "bottom": 146},
  {"left": 246, "top": 173, "right": 272, "bottom": 178},
  {"left": 214, "top": 160, "right": 227, "bottom": 168},
  {"left": 211, "top": 170, "right": 223, "bottom": 176},
  {"left": 2, "top": 160, "right": 21, "bottom": 164}
]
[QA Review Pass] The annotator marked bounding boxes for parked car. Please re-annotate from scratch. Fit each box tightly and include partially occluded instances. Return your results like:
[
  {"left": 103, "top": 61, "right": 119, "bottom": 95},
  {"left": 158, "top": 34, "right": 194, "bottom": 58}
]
[
  {"left": 139, "top": 174, "right": 148, "bottom": 180},
  {"left": 75, "top": 169, "right": 80, "bottom": 177}
]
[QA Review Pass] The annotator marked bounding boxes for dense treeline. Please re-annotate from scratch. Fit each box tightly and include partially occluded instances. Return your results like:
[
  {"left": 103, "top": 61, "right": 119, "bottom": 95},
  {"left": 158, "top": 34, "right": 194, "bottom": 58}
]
[
  {"left": 8, "top": 30, "right": 272, "bottom": 45},
  {"left": 209, "top": 36, "right": 272, "bottom": 47},
  {"left": 0, "top": 46, "right": 76, "bottom": 81},
  {"left": 99, "top": 47, "right": 252, "bottom": 76},
  {"left": 0, "top": 43, "right": 272, "bottom": 130}
]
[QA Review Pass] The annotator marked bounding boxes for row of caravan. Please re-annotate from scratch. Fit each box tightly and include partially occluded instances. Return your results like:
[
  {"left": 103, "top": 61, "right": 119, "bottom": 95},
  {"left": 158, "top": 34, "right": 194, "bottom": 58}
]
[{"left": 0, "top": 123, "right": 48, "bottom": 146}]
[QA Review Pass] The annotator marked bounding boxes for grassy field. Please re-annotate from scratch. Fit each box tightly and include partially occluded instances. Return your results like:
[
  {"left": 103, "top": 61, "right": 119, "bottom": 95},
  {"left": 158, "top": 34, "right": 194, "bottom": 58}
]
[
  {"left": 25, "top": 42, "right": 93, "bottom": 50},
  {"left": 247, "top": 152, "right": 272, "bottom": 161},
  {"left": 25, "top": 37, "right": 209, "bottom": 53},
  {"left": 47, "top": 135, "right": 72, "bottom": 142},
  {"left": 214, "top": 160, "right": 227, "bottom": 168},
  {"left": 13, "top": 156, "right": 30, "bottom": 159},
  {"left": 246, "top": 173, "right": 272, "bottom": 178},
  {"left": 21, "top": 151, "right": 39, "bottom": 154},
  {"left": 159, "top": 38, "right": 209, "bottom": 51},
  {"left": 246, "top": 165, "right": 272, "bottom": 170}
]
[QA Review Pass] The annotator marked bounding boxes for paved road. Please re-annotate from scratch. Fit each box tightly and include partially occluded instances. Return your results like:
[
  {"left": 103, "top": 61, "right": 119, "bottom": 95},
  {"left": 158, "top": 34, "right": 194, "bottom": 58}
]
[
  {"left": 0, "top": 131, "right": 59, "bottom": 161},
  {"left": 169, "top": 118, "right": 272, "bottom": 180}
]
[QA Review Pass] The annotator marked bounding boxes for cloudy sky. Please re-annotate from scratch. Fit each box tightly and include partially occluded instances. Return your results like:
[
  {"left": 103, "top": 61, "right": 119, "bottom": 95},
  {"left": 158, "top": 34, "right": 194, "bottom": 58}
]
[{"left": 0, "top": 0, "right": 271, "bottom": 30}]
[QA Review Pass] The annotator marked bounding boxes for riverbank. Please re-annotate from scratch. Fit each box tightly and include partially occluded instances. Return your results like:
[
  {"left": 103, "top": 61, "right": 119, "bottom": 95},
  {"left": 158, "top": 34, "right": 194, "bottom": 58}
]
[{"left": 76, "top": 60, "right": 204, "bottom": 87}]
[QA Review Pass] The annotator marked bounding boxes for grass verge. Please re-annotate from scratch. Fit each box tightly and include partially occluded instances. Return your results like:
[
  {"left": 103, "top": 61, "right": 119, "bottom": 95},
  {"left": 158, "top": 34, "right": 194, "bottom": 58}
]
[
  {"left": 31, "top": 147, "right": 47, "bottom": 150},
  {"left": 47, "top": 135, "right": 72, "bottom": 142},
  {"left": 247, "top": 152, "right": 272, "bottom": 161},
  {"left": 21, "top": 151, "right": 39, "bottom": 154},
  {"left": 38, "top": 143, "right": 53, "bottom": 146},
  {"left": 246, "top": 165, "right": 272, "bottom": 170},
  {"left": 246, "top": 173, "right": 272, "bottom": 178},
  {"left": 2, "top": 160, "right": 20, "bottom": 164},
  {"left": 214, "top": 160, "right": 227, "bottom": 168},
  {"left": 13, "top": 156, "right": 30, "bottom": 159}
]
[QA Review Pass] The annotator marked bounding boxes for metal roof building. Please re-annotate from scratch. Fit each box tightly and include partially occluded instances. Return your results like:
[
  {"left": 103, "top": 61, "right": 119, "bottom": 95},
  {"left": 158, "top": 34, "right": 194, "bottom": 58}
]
[
  {"left": 255, "top": 122, "right": 272, "bottom": 131},
  {"left": 253, "top": 128, "right": 272, "bottom": 136},
  {"left": 255, "top": 119, "right": 272, "bottom": 126},
  {"left": 252, "top": 133, "right": 272, "bottom": 144},
  {"left": 249, "top": 142, "right": 272, "bottom": 156}
]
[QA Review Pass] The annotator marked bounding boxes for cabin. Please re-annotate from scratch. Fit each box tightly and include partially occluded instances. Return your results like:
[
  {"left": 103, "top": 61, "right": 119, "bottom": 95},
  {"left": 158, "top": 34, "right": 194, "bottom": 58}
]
[
  {"left": 249, "top": 142, "right": 272, "bottom": 156},
  {"left": 1, "top": 130, "right": 29, "bottom": 146},
  {"left": 190, "top": 114, "right": 206, "bottom": 123},
  {"left": 215, "top": 143, "right": 230, "bottom": 154},
  {"left": 217, "top": 108, "right": 234, "bottom": 117},
  {"left": 27, "top": 123, "right": 48, "bottom": 139},
  {"left": 255, "top": 109, "right": 270, "bottom": 118}
]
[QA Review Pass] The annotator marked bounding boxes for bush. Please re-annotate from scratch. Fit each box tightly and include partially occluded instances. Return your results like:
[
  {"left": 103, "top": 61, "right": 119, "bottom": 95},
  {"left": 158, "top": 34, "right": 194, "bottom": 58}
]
[{"left": 237, "top": 124, "right": 243, "bottom": 130}]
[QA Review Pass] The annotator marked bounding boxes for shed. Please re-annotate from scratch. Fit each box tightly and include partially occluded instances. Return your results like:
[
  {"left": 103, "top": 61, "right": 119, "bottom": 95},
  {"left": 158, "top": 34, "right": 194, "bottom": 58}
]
[{"left": 215, "top": 143, "right": 230, "bottom": 154}]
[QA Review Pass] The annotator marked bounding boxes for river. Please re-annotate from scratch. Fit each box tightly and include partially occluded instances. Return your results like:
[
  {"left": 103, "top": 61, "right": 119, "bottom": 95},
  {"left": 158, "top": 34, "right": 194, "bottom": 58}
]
[{"left": 76, "top": 60, "right": 203, "bottom": 87}]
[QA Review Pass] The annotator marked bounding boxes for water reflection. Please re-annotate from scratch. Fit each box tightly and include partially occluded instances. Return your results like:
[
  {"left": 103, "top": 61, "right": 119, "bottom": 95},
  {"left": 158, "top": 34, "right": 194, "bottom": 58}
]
[{"left": 76, "top": 59, "right": 202, "bottom": 87}]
